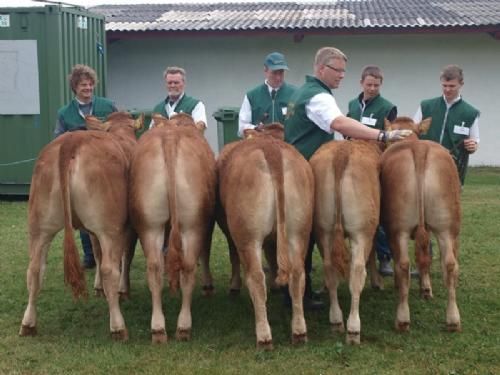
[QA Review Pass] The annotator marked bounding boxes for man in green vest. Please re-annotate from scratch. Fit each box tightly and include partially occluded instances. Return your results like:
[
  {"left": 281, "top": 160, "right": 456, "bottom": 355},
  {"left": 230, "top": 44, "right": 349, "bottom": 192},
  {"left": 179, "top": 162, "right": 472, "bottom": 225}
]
[
  {"left": 150, "top": 66, "right": 207, "bottom": 129},
  {"left": 413, "top": 64, "right": 480, "bottom": 185},
  {"left": 347, "top": 65, "right": 397, "bottom": 277},
  {"left": 285, "top": 47, "right": 412, "bottom": 308},
  {"left": 55, "top": 64, "right": 118, "bottom": 269},
  {"left": 238, "top": 52, "right": 296, "bottom": 137}
]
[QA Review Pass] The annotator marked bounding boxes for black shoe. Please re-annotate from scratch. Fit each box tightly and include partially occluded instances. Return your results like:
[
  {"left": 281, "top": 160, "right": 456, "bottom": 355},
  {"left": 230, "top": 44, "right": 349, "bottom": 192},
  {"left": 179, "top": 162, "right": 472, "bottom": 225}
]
[{"left": 83, "top": 258, "right": 96, "bottom": 269}]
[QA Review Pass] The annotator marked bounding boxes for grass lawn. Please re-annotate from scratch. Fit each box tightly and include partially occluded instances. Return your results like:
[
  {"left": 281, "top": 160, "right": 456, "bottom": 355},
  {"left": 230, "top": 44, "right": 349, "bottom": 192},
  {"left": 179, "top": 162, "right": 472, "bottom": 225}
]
[{"left": 0, "top": 167, "right": 499, "bottom": 374}]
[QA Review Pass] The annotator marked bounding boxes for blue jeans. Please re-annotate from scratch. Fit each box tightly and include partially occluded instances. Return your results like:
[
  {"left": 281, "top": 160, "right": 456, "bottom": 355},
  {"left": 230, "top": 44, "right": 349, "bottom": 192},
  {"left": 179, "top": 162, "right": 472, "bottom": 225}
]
[
  {"left": 375, "top": 226, "right": 391, "bottom": 262},
  {"left": 80, "top": 230, "right": 94, "bottom": 262}
]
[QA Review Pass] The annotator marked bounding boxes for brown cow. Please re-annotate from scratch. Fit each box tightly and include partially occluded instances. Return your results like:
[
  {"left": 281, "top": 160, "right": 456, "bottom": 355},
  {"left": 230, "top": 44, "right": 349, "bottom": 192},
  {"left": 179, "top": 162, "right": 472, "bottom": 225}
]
[
  {"left": 19, "top": 112, "right": 143, "bottom": 341},
  {"left": 129, "top": 113, "right": 216, "bottom": 343},
  {"left": 310, "top": 139, "right": 383, "bottom": 344},
  {"left": 218, "top": 123, "right": 286, "bottom": 294},
  {"left": 217, "top": 124, "right": 312, "bottom": 349},
  {"left": 381, "top": 116, "right": 461, "bottom": 332}
]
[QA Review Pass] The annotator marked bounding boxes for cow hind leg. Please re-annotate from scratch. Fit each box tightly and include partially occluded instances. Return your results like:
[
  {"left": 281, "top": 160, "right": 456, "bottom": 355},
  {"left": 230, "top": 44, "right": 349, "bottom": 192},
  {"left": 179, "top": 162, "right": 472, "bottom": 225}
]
[
  {"left": 176, "top": 231, "right": 203, "bottom": 341},
  {"left": 20, "top": 231, "right": 55, "bottom": 336},
  {"left": 263, "top": 243, "right": 280, "bottom": 293},
  {"left": 199, "top": 222, "right": 215, "bottom": 297},
  {"left": 367, "top": 245, "right": 384, "bottom": 290},
  {"left": 287, "top": 238, "right": 307, "bottom": 345},
  {"left": 241, "top": 245, "right": 272, "bottom": 350},
  {"left": 346, "top": 236, "right": 370, "bottom": 345},
  {"left": 141, "top": 228, "right": 168, "bottom": 344},
  {"left": 97, "top": 235, "right": 128, "bottom": 341},
  {"left": 436, "top": 233, "right": 461, "bottom": 332},
  {"left": 228, "top": 236, "right": 242, "bottom": 295},
  {"left": 119, "top": 230, "right": 137, "bottom": 300},
  {"left": 90, "top": 234, "right": 105, "bottom": 298},
  {"left": 316, "top": 230, "right": 344, "bottom": 333},
  {"left": 391, "top": 233, "right": 411, "bottom": 332}
]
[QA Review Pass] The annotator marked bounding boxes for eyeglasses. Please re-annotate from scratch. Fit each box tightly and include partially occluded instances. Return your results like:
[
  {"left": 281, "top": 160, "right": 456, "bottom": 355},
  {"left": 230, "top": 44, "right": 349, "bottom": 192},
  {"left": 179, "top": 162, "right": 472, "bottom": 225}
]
[{"left": 325, "top": 64, "right": 346, "bottom": 74}]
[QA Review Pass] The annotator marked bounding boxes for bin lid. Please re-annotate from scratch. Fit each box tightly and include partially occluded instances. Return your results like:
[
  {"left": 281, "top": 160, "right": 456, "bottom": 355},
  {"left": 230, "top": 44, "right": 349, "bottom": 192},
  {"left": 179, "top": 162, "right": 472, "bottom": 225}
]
[{"left": 213, "top": 106, "right": 239, "bottom": 121}]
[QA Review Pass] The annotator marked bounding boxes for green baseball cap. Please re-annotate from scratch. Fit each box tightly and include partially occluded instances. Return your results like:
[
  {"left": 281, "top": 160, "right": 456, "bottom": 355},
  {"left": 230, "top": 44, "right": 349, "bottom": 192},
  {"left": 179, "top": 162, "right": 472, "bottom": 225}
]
[{"left": 264, "top": 52, "right": 289, "bottom": 71}]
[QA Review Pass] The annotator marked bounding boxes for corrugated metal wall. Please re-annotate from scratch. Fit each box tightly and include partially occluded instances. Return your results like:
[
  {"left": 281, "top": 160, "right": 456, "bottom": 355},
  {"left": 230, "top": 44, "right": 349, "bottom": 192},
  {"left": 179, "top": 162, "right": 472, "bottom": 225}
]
[{"left": 0, "top": 5, "right": 106, "bottom": 195}]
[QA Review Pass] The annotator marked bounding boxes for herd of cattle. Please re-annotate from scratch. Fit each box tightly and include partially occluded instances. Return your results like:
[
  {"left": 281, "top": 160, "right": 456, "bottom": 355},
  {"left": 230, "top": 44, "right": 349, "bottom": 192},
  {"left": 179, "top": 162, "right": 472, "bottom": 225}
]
[{"left": 18, "top": 112, "right": 462, "bottom": 349}]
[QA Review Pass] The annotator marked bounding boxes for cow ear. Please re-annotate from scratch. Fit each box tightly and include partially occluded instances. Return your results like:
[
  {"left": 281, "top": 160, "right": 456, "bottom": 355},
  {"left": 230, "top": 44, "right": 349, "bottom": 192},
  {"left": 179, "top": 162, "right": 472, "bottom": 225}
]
[
  {"left": 85, "top": 115, "right": 110, "bottom": 131},
  {"left": 244, "top": 129, "right": 258, "bottom": 139},
  {"left": 384, "top": 118, "right": 392, "bottom": 131},
  {"left": 419, "top": 117, "right": 432, "bottom": 135},
  {"left": 194, "top": 121, "right": 207, "bottom": 133},
  {"left": 134, "top": 113, "right": 145, "bottom": 131}
]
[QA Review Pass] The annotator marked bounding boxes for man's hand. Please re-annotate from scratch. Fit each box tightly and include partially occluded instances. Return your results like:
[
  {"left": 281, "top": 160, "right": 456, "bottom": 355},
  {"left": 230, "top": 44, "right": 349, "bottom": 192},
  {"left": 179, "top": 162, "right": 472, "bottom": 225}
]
[
  {"left": 463, "top": 138, "right": 478, "bottom": 154},
  {"left": 384, "top": 129, "right": 413, "bottom": 142}
]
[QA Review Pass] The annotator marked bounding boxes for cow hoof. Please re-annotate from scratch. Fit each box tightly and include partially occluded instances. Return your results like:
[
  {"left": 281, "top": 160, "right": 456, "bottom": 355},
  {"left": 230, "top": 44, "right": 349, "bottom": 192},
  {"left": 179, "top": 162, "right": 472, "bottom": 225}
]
[
  {"left": 229, "top": 288, "right": 240, "bottom": 297},
  {"left": 446, "top": 322, "right": 462, "bottom": 332},
  {"left": 346, "top": 331, "right": 361, "bottom": 345},
  {"left": 396, "top": 321, "right": 410, "bottom": 332},
  {"left": 291, "top": 332, "right": 308, "bottom": 345},
  {"left": 19, "top": 324, "right": 37, "bottom": 337},
  {"left": 256, "top": 339, "right": 273, "bottom": 351},
  {"left": 176, "top": 328, "right": 192, "bottom": 341},
  {"left": 202, "top": 284, "right": 215, "bottom": 297},
  {"left": 111, "top": 329, "right": 129, "bottom": 342},
  {"left": 330, "top": 322, "right": 345, "bottom": 334},
  {"left": 94, "top": 288, "right": 105, "bottom": 298},
  {"left": 421, "top": 288, "right": 433, "bottom": 300},
  {"left": 151, "top": 329, "right": 168, "bottom": 344}
]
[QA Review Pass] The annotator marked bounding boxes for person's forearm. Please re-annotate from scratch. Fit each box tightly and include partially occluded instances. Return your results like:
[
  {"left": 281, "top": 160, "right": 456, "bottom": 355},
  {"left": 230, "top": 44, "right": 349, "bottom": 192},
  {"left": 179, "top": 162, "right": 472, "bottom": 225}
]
[{"left": 331, "top": 116, "right": 380, "bottom": 140}]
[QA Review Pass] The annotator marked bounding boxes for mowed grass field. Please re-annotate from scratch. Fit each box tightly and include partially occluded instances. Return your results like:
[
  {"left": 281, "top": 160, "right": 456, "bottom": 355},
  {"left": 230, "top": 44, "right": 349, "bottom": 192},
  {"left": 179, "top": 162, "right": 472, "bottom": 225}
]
[{"left": 0, "top": 167, "right": 499, "bottom": 374}]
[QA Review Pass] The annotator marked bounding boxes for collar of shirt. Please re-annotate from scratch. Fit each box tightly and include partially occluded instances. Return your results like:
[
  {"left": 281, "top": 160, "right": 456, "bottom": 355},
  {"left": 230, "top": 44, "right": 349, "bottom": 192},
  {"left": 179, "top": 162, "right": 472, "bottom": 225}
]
[
  {"left": 264, "top": 81, "right": 281, "bottom": 95},
  {"left": 443, "top": 94, "right": 462, "bottom": 109},
  {"left": 75, "top": 97, "right": 93, "bottom": 117},
  {"left": 167, "top": 93, "right": 185, "bottom": 107}
]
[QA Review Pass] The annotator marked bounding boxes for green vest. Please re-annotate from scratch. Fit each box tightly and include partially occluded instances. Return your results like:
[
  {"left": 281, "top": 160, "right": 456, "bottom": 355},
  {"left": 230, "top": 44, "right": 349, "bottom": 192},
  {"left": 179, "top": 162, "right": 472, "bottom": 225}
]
[
  {"left": 347, "top": 94, "right": 396, "bottom": 130},
  {"left": 420, "top": 96, "right": 479, "bottom": 184},
  {"left": 284, "top": 76, "right": 334, "bottom": 160},
  {"left": 246, "top": 82, "right": 296, "bottom": 124},
  {"left": 57, "top": 96, "right": 115, "bottom": 131},
  {"left": 153, "top": 94, "right": 200, "bottom": 118}
]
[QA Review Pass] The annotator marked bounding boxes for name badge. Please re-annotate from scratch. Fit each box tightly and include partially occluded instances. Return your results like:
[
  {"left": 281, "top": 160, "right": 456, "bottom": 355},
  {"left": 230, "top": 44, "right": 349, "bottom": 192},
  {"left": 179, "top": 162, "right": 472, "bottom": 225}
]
[
  {"left": 361, "top": 116, "right": 377, "bottom": 127},
  {"left": 453, "top": 123, "right": 470, "bottom": 136},
  {"left": 281, "top": 107, "right": 287, "bottom": 115}
]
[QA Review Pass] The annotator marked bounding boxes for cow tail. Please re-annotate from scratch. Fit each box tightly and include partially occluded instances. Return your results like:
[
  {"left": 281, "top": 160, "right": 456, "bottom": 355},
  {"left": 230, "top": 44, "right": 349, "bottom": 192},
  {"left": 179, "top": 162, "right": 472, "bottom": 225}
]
[
  {"left": 332, "top": 145, "right": 350, "bottom": 279},
  {"left": 413, "top": 144, "right": 431, "bottom": 271},
  {"left": 59, "top": 142, "right": 87, "bottom": 299},
  {"left": 163, "top": 133, "right": 183, "bottom": 293},
  {"left": 263, "top": 142, "right": 289, "bottom": 286}
]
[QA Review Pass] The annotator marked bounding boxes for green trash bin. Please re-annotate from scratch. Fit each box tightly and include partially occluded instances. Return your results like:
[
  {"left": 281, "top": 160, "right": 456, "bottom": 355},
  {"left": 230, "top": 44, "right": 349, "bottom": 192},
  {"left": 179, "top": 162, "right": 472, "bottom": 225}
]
[{"left": 213, "top": 107, "right": 240, "bottom": 152}]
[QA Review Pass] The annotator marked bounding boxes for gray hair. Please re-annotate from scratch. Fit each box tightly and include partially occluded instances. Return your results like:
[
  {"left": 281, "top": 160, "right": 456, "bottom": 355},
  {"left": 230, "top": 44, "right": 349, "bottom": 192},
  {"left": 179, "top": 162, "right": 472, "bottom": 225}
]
[{"left": 163, "top": 66, "right": 186, "bottom": 81}]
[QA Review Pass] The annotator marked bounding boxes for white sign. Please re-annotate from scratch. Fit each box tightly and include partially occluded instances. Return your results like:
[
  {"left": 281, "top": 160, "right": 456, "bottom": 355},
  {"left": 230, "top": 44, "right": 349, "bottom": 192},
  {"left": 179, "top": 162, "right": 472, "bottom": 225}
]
[
  {"left": 0, "top": 15, "right": 10, "bottom": 27},
  {"left": 77, "top": 16, "right": 88, "bottom": 29},
  {"left": 0, "top": 40, "right": 40, "bottom": 115}
]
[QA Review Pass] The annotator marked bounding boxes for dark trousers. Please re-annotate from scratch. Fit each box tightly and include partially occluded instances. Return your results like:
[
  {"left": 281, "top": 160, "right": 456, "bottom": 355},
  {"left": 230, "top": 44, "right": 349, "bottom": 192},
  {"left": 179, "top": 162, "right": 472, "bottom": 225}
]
[
  {"left": 375, "top": 226, "right": 392, "bottom": 262},
  {"left": 80, "top": 230, "right": 94, "bottom": 262}
]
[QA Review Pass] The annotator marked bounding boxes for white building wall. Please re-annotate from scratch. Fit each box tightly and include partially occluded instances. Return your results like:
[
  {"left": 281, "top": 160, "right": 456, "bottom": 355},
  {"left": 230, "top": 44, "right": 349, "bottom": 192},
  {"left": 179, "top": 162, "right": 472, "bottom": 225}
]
[{"left": 107, "top": 32, "right": 500, "bottom": 165}]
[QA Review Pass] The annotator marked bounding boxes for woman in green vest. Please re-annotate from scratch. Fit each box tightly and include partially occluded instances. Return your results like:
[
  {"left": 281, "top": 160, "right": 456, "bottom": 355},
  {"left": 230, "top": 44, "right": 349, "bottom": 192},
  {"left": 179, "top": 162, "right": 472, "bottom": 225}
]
[
  {"left": 238, "top": 52, "right": 296, "bottom": 137},
  {"left": 54, "top": 64, "right": 118, "bottom": 269},
  {"left": 413, "top": 64, "right": 480, "bottom": 185}
]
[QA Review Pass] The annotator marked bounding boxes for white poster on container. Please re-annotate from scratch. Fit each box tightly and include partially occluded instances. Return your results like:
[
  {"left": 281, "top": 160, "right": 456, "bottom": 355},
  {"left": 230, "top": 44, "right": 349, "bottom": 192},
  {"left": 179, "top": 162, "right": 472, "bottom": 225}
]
[{"left": 0, "top": 40, "right": 40, "bottom": 115}]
